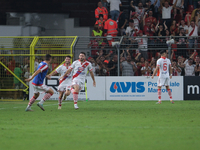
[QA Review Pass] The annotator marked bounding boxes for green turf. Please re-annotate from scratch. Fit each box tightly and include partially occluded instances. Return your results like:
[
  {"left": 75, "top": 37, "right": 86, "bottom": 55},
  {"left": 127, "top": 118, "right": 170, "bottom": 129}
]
[{"left": 0, "top": 100, "right": 200, "bottom": 150}]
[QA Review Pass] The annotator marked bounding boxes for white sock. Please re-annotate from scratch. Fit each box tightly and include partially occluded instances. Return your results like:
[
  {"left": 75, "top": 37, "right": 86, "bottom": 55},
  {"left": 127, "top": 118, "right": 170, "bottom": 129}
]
[
  {"left": 39, "top": 99, "right": 45, "bottom": 104},
  {"left": 27, "top": 105, "right": 31, "bottom": 109}
]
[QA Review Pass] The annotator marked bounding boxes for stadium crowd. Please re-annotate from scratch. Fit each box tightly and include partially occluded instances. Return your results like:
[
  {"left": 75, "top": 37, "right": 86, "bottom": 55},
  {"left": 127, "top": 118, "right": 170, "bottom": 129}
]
[{"left": 87, "top": 0, "right": 200, "bottom": 76}]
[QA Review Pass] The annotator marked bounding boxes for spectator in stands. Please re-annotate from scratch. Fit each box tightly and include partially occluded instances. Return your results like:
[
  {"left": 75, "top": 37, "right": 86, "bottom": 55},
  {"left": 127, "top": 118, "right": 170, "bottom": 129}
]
[
  {"left": 95, "top": 14, "right": 105, "bottom": 31},
  {"left": 191, "top": 2, "right": 200, "bottom": 21},
  {"left": 106, "top": 0, "right": 122, "bottom": 21},
  {"left": 141, "top": 60, "right": 152, "bottom": 76},
  {"left": 195, "top": 55, "right": 200, "bottom": 76},
  {"left": 150, "top": 0, "right": 160, "bottom": 19},
  {"left": 88, "top": 57, "right": 99, "bottom": 76},
  {"left": 34, "top": 57, "right": 39, "bottom": 71},
  {"left": 161, "top": 0, "right": 178, "bottom": 29},
  {"left": 130, "top": 1, "right": 146, "bottom": 22},
  {"left": 23, "top": 65, "right": 30, "bottom": 100},
  {"left": 173, "top": 0, "right": 184, "bottom": 19},
  {"left": 120, "top": 55, "right": 137, "bottom": 76},
  {"left": 125, "top": 19, "right": 138, "bottom": 36},
  {"left": 51, "top": 57, "right": 59, "bottom": 71},
  {"left": 144, "top": 10, "right": 157, "bottom": 26},
  {"left": 23, "top": 57, "right": 30, "bottom": 73},
  {"left": 131, "top": 12, "right": 140, "bottom": 30},
  {"left": 118, "top": 7, "right": 128, "bottom": 36},
  {"left": 14, "top": 62, "right": 23, "bottom": 99},
  {"left": 187, "top": 14, "right": 199, "bottom": 53},
  {"left": 179, "top": 19, "right": 189, "bottom": 35},
  {"left": 134, "top": 30, "right": 148, "bottom": 60},
  {"left": 175, "top": 27, "right": 187, "bottom": 57},
  {"left": 0, "top": 56, "right": 6, "bottom": 89},
  {"left": 155, "top": 21, "right": 168, "bottom": 36},
  {"left": 6, "top": 51, "right": 15, "bottom": 88},
  {"left": 171, "top": 61, "right": 182, "bottom": 76},
  {"left": 107, "top": 54, "right": 118, "bottom": 76},
  {"left": 183, "top": 58, "right": 196, "bottom": 76},
  {"left": 95, "top": 2, "right": 108, "bottom": 21},
  {"left": 104, "top": 15, "right": 118, "bottom": 37},
  {"left": 170, "top": 20, "right": 179, "bottom": 36},
  {"left": 92, "top": 24, "right": 103, "bottom": 37},
  {"left": 145, "top": 0, "right": 158, "bottom": 19},
  {"left": 184, "top": 0, "right": 193, "bottom": 12}
]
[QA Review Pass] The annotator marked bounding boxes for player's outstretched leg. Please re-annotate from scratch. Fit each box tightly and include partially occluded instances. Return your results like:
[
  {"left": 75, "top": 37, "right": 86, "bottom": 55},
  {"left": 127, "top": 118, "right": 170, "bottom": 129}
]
[
  {"left": 156, "top": 88, "right": 162, "bottom": 104},
  {"left": 167, "top": 88, "right": 174, "bottom": 104},
  {"left": 72, "top": 85, "right": 79, "bottom": 110},
  {"left": 37, "top": 89, "right": 54, "bottom": 111},
  {"left": 58, "top": 96, "right": 62, "bottom": 109},
  {"left": 25, "top": 93, "right": 39, "bottom": 111}
]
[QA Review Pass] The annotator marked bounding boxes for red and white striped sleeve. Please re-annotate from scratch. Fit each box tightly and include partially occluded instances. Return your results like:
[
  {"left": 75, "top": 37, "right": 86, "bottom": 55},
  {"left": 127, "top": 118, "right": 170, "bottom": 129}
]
[{"left": 39, "top": 64, "right": 48, "bottom": 72}]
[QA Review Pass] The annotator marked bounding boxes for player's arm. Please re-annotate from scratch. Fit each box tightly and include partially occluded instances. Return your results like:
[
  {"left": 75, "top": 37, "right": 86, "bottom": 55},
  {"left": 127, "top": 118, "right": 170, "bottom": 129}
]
[
  {"left": 25, "top": 69, "right": 41, "bottom": 82},
  {"left": 89, "top": 70, "right": 96, "bottom": 87},
  {"left": 130, "top": 1, "right": 135, "bottom": 9},
  {"left": 169, "top": 65, "right": 172, "bottom": 79},
  {"left": 47, "top": 70, "right": 58, "bottom": 79},
  {"left": 151, "top": 65, "right": 159, "bottom": 79},
  {"left": 59, "top": 68, "right": 72, "bottom": 80}
]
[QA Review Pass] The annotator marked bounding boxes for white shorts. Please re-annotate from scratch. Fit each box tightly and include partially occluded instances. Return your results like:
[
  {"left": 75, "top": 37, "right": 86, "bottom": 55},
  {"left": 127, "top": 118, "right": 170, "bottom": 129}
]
[
  {"left": 157, "top": 78, "right": 170, "bottom": 87},
  {"left": 57, "top": 84, "right": 71, "bottom": 92},
  {"left": 71, "top": 79, "right": 84, "bottom": 91},
  {"left": 33, "top": 84, "right": 50, "bottom": 93}
]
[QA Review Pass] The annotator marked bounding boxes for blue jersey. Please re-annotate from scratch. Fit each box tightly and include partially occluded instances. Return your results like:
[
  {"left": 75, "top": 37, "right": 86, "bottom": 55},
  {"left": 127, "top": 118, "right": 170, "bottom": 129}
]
[{"left": 32, "top": 61, "right": 48, "bottom": 86}]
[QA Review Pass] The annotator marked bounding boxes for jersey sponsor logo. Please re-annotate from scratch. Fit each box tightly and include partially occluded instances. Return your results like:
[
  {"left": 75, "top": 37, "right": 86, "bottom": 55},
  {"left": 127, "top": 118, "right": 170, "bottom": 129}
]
[
  {"left": 110, "top": 82, "right": 145, "bottom": 93},
  {"left": 78, "top": 67, "right": 85, "bottom": 71},
  {"left": 161, "top": 71, "right": 167, "bottom": 74},
  {"left": 109, "top": 21, "right": 114, "bottom": 25}
]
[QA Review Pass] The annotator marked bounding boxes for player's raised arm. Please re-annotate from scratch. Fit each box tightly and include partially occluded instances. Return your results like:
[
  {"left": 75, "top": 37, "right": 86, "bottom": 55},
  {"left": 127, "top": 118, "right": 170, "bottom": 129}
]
[
  {"left": 89, "top": 70, "right": 96, "bottom": 87},
  {"left": 151, "top": 65, "right": 159, "bottom": 79},
  {"left": 25, "top": 69, "right": 41, "bottom": 82}
]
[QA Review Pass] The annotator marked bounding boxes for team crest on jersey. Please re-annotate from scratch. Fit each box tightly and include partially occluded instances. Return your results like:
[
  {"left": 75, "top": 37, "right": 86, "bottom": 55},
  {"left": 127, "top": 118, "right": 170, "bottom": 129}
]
[
  {"left": 109, "top": 21, "right": 114, "bottom": 25},
  {"left": 78, "top": 67, "right": 85, "bottom": 71}
]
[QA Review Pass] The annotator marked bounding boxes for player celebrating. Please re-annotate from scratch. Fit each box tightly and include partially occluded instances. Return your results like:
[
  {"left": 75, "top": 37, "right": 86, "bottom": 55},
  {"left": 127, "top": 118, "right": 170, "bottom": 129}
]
[
  {"left": 48, "top": 56, "right": 72, "bottom": 109},
  {"left": 25, "top": 54, "right": 54, "bottom": 111},
  {"left": 151, "top": 50, "right": 174, "bottom": 104},
  {"left": 60, "top": 52, "right": 96, "bottom": 109}
]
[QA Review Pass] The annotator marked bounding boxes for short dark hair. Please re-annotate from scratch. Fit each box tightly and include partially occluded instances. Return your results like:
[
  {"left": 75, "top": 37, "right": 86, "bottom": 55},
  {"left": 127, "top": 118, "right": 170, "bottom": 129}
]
[
  {"left": 129, "top": 19, "right": 134, "bottom": 23},
  {"left": 66, "top": 56, "right": 71, "bottom": 59},
  {"left": 80, "top": 52, "right": 86, "bottom": 56},
  {"left": 45, "top": 54, "right": 52, "bottom": 61},
  {"left": 108, "top": 14, "right": 111, "bottom": 19},
  {"left": 99, "top": 14, "right": 103, "bottom": 18},
  {"left": 160, "top": 50, "right": 166, "bottom": 55}
]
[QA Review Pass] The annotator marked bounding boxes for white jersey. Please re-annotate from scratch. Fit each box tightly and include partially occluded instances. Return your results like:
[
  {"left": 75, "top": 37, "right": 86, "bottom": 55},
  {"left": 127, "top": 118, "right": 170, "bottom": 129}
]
[
  {"left": 56, "top": 63, "right": 72, "bottom": 86},
  {"left": 157, "top": 57, "right": 171, "bottom": 78},
  {"left": 70, "top": 60, "right": 93, "bottom": 82},
  {"left": 135, "top": 35, "right": 148, "bottom": 51}
]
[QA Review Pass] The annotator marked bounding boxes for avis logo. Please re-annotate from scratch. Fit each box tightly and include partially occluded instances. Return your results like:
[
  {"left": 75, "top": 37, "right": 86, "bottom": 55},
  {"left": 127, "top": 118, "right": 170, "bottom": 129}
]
[{"left": 110, "top": 82, "right": 145, "bottom": 93}]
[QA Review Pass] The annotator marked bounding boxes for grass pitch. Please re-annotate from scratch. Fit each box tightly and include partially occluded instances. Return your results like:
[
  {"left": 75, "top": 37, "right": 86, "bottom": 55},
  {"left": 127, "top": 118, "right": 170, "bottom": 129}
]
[{"left": 0, "top": 100, "right": 200, "bottom": 150}]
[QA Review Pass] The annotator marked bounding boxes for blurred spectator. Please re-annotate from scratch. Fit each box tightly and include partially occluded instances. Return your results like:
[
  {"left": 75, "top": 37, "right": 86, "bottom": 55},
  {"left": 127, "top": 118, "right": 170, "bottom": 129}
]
[
  {"left": 187, "top": 14, "right": 199, "bottom": 52},
  {"left": 145, "top": 0, "right": 158, "bottom": 19},
  {"left": 161, "top": 0, "right": 178, "bottom": 29},
  {"left": 23, "top": 57, "right": 30, "bottom": 73},
  {"left": 155, "top": 21, "right": 168, "bottom": 36},
  {"left": 170, "top": 20, "right": 179, "bottom": 36},
  {"left": 175, "top": 27, "right": 187, "bottom": 57},
  {"left": 191, "top": 2, "right": 200, "bottom": 21},
  {"left": 92, "top": 25, "right": 103, "bottom": 37},
  {"left": 0, "top": 57, "right": 6, "bottom": 88},
  {"left": 95, "top": 14, "right": 105, "bottom": 31},
  {"left": 184, "top": 0, "right": 193, "bottom": 12},
  {"left": 120, "top": 55, "right": 137, "bottom": 76},
  {"left": 87, "top": 57, "right": 99, "bottom": 76},
  {"left": 106, "top": 0, "right": 122, "bottom": 21},
  {"left": 195, "top": 55, "right": 200, "bottom": 75},
  {"left": 144, "top": 10, "right": 157, "bottom": 26},
  {"left": 13, "top": 62, "right": 23, "bottom": 99},
  {"left": 51, "top": 57, "right": 59, "bottom": 71},
  {"left": 117, "top": 7, "right": 128, "bottom": 36},
  {"left": 131, "top": 12, "right": 140, "bottom": 29},
  {"left": 95, "top": 2, "right": 108, "bottom": 20},
  {"left": 179, "top": 19, "right": 189, "bottom": 35},
  {"left": 34, "top": 57, "right": 39, "bottom": 71},
  {"left": 185, "top": 12, "right": 191, "bottom": 25},
  {"left": 125, "top": 19, "right": 138, "bottom": 36},
  {"left": 183, "top": 58, "right": 195, "bottom": 76},
  {"left": 134, "top": 30, "right": 148, "bottom": 60},
  {"left": 107, "top": 54, "right": 118, "bottom": 76},
  {"left": 173, "top": 0, "right": 184, "bottom": 19},
  {"left": 88, "top": 37, "right": 105, "bottom": 58},
  {"left": 172, "top": 61, "right": 182, "bottom": 76},
  {"left": 23, "top": 65, "right": 30, "bottom": 100},
  {"left": 6, "top": 51, "right": 15, "bottom": 88},
  {"left": 130, "top": 1, "right": 146, "bottom": 21},
  {"left": 150, "top": 0, "right": 160, "bottom": 19},
  {"left": 141, "top": 60, "right": 152, "bottom": 76},
  {"left": 104, "top": 15, "right": 118, "bottom": 37},
  {"left": 177, "top": 56, "right": 185, "bottom": 75}
]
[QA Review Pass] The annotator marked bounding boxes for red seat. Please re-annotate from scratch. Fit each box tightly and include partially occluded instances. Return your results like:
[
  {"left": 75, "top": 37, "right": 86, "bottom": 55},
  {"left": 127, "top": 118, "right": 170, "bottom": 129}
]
[{"left": 188, "top": 5, "right": 194, "bottom": 13}]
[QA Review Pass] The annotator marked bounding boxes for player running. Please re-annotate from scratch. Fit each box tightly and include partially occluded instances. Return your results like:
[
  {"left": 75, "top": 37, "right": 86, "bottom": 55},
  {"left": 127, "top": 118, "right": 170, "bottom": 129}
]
[
  {"left": 48, "top": 56, "right": 72, "bottom": 109},
  {"left": 151, "top": 50, "right": 174, "bottom": 104},
  {"left": 25, "top": 54, "right": 54, "bottom": 111},
  {"left": 60, "top": 52, "right": 96, "bottom": 109}
]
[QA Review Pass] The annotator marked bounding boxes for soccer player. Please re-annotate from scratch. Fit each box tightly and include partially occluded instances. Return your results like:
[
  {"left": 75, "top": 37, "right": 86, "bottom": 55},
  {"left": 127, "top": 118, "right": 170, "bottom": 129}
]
[
  {"left": 25, "top": 54, "right": 54, "bottom": 111},
  {"left": 151, "top": 50, "right": 174, "bottom": 104},
  {"left": 48, "top": 56, "right": 72, "bottom": 109},
  {"left": 60, "top": 52, "right": 96, "bottom": 109}
]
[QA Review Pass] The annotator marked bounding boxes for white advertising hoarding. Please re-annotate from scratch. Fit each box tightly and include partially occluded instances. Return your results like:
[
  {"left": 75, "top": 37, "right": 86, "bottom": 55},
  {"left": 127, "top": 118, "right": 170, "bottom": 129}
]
[
  {"left": 106, "top": 76, "right": 183, "bottom": 100},
  {"left": 29, "top": 76, "right": 105, "bottom": 101}
]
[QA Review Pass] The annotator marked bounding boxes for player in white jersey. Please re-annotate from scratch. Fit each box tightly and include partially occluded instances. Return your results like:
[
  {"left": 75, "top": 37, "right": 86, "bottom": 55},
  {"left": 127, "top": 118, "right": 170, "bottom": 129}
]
[
  {"left": 151, "top": 50, "right": 174, "bottom": 104},
  {"left": 48, "top": 56, "right": 72, "bottom": 109},
  {"left": 60, "top": 52, "right": 96, "bottom": 109}
]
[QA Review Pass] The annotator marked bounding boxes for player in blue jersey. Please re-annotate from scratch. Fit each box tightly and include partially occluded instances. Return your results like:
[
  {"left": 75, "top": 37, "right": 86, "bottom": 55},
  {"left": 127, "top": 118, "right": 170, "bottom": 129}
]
[{"left": 25, "top": 54, "right": 54, "bottom": 111}]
